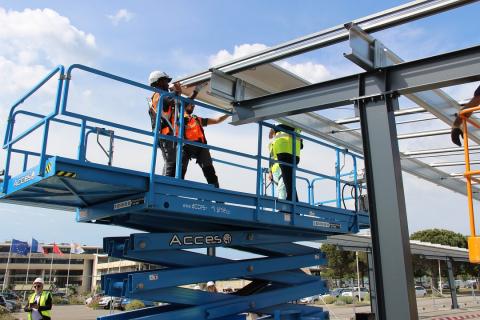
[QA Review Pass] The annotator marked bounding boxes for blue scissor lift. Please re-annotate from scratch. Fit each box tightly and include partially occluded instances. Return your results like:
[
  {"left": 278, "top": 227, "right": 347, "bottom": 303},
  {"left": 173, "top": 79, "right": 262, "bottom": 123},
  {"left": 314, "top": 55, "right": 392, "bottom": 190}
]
[{"left": 0, "top": 65, "right": 370, "bottom": 320}]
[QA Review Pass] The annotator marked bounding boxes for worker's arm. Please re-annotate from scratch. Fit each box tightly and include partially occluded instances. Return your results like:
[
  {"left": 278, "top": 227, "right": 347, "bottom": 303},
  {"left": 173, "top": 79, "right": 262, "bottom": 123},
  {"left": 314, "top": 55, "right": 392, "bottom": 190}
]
[
  {"left": 451, "top": 94, "right": 480, "bottom": 146},
  {"left": 38, "top": 293, "right": 52, "bottom": 311},
  {"left": 207, "top": 114, "right": 230, "bottom": 125}
]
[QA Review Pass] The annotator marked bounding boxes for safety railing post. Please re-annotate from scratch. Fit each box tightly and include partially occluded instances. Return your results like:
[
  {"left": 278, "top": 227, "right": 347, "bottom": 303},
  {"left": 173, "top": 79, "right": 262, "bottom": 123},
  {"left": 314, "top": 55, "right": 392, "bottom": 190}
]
[
  {"left": 291, "top": 130, "right": 297, "bottom": 224},
  {"left": 463, "top": 118, "right": 476, "bottom": 237},
  {"left": 148, "top": 94, "right": 167, "bottom": 205},
  {"left": 175, "top": 101, "right": 185, "bottom": 179},
  {"left": 255, "top": 123, "right": 263, "bottom": 221},
  {"left": 353, "top": 155, "right": 359, "bottom": 212},
  {"left": 38, "top": 119, "right": 51, "bottom": 176},
  {"left": 77, "top": 119, "right": 87, "bottom": 162},
  {"left": 22, "top": 154, "right": 29, "bottom": 172},
  {"left": 2, "top": 147, "right": 12, "bottom": 194},
  {"left": 308, "top": 181, "right": 313, "bottom": 206},
  {"left": 335, "top": 149, "right": 341, "bottom": 208}
]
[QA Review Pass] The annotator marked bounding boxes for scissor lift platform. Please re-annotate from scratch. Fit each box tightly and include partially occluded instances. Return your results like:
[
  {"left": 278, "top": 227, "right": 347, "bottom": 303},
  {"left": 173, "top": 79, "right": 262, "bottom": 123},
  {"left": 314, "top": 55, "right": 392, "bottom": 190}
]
[
  {"left": 1, "top": 64, "right": 370, "bottom": 319},
  {"left": 1, "top": 156, "right": 369, "bottom": 236}
]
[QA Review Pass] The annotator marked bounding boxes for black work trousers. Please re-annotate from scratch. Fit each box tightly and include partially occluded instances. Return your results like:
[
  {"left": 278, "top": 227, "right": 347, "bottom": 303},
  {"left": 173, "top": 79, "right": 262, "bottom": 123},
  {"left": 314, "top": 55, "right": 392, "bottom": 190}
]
[
  {"left": 183, "top": 144, "right": 219, "bottom": 188},
  {"left": 276, "top": 153, "right": 300, "bottom": 202},
  {"left": 158, "top": 139, "right": 188, "bottom": 177}
]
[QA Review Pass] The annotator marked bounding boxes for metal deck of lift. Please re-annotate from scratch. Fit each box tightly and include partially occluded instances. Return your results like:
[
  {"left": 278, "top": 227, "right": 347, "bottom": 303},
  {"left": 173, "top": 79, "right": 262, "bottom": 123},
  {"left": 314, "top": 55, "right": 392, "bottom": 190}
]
[{"left": 2, "top": 0, "right": 480, "bottom": 319}]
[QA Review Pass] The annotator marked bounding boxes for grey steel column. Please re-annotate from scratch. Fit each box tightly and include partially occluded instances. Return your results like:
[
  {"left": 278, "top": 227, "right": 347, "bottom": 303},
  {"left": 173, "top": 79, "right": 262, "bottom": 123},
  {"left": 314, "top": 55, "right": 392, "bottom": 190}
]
[
  {"left": 446, "top": 258, "right": 459, "bottom": 309},
  {"left": 366, "top": 250, "right": 378, "bottom": 319},
  {"left": 358, "top": 74, "right": 418, "bottom": 320}
]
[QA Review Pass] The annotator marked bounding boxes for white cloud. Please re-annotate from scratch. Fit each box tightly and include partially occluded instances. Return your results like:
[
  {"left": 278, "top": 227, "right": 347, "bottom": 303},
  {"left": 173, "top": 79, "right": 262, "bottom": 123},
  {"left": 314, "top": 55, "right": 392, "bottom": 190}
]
[
  {"left": 107, "top": 9, "right": 134, "bottom": 26},
  {"left": 208, "top": 43, "right": 331, "bottom": 83},
  {"left": 209, "top": 43, "right": 269, "bottom": 66},
  {"left": 277, "top": 61, "right": 330, "bottom": 83},
  {"left": 0, "top": 7, "right": 98, "bottom": 120}
]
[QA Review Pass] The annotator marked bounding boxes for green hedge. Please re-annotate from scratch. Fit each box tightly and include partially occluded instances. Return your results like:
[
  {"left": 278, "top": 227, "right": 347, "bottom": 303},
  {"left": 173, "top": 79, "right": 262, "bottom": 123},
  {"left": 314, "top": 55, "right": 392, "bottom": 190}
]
[
  {"left": 125, "top": 300, "right": 145, "bottom": 311},
  {"left": 0, "top": 306, "right": 14, "bottom": 320},
  {"left": 319, "top": 296, "right": 336, "bottom": 304},
  {"left": 335, "top": 296, "right": 353, "bottom": 305},
  {"left": 52, "top": 296, "right": 69, "bottom": 305}
]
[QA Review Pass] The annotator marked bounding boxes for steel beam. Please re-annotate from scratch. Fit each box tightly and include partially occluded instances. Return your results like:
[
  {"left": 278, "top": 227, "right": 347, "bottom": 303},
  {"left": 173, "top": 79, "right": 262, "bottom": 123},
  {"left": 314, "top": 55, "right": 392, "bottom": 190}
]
[
  {"left": 359, "top": 77, "right": 418, "bottom": 319},
  {"left": 179, "top": 0, "right": 477, "bottom": 86},
  {"left": 403, "top": 145, "right": 480, "bottom": 156},
  {"left": 232, "top": 45, "right": 480, "bottom": 125},
  {"left": 336, "top": 107, "right": 426, "bottom": 125},
  {"left": 282, "top": 113, "right": 480, "bottom": 199}
]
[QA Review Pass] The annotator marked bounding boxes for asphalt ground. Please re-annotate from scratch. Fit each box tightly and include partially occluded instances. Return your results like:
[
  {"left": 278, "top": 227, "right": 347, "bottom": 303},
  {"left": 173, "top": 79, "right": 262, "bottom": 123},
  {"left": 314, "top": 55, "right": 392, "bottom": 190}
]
[{"left": 7, "top": 295, "right": 480, "bottom": 320}]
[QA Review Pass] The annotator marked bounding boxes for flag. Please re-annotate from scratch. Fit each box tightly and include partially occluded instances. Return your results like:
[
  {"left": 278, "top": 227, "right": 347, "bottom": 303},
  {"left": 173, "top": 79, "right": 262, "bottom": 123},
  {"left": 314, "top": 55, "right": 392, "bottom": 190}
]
[
  {"left": 52, "top": 243, "right": 63, "bottom": 255},
  {"left": 11, "top": 239, "right": 30, "bottom": 256},
  {"left": 70, "top": 243, "right": 85, "bottom": 254},
  {"left": 31, "top": 238, "right": 45, "bottom": 254}
]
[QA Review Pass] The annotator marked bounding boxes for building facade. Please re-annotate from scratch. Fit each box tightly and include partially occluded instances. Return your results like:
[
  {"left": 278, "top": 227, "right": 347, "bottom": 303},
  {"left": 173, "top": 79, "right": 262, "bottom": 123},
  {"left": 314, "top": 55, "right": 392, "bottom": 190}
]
[{"left": 0, "top": 242, "right": 102, "bottom": 293}]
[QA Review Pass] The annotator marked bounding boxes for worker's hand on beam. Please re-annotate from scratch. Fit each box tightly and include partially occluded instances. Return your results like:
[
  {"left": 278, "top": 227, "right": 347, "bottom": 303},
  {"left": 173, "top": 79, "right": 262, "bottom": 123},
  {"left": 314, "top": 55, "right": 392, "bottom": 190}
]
[
  {"left": 171, "top": 82, "right": 182, "bottom": 95},
  {"left": 451, "top": 127, "right": 463, "bottom": 147}
]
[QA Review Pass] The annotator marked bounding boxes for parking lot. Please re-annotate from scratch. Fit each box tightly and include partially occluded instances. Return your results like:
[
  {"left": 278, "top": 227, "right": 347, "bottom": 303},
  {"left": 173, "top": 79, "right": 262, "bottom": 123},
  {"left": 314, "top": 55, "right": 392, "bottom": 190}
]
[
  {"left": 10, "top": 304, "right": 118, "bottom": 320},
  {"left": 6, "top": 295, "right": 480, "bottom": 320}
]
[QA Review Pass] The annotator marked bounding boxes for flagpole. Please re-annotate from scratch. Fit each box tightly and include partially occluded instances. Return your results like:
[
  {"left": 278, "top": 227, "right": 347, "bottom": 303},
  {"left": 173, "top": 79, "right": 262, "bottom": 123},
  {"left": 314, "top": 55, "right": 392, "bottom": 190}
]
[
  {"left": 48, "top": 245, "right": 54, "bottom": 285},
  {"left": 66, "top": 250, "right": 72, "bottom": 297},
  {"left": 2, "top": 242, "right": 13, "bottom": 292},
  {"left": 25, "top": 242, "right": 33, "bottom": 284}
]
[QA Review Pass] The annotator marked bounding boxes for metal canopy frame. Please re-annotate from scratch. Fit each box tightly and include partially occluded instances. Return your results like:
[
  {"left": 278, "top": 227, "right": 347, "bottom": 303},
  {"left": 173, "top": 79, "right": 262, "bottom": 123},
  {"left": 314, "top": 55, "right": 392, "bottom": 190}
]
[{"left": 175, "top": 1, "right": 480, "bottom": 319}]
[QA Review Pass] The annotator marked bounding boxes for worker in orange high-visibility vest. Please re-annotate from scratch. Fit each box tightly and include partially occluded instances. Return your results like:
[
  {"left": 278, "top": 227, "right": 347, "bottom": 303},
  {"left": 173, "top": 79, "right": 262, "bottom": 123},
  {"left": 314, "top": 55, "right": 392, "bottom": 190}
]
[
  {"left": 181, "top": 103, "right": 229, "bottom": 188},
  {"left": 148, "top": 70, "right": 183, "bottom": 177},
  {"left": 451, "top": 84, "right": 480, "bottom": 146}
]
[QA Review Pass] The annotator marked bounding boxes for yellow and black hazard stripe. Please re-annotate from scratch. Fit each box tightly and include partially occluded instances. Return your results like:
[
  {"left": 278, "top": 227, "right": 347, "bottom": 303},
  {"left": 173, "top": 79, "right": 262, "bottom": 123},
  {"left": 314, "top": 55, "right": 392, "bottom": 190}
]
[
  {"left": 45, "top": 162, "right": 52, "bottom": 174},
  {"left": 56, "top": 170, "right": 77, "bottom": 178}
]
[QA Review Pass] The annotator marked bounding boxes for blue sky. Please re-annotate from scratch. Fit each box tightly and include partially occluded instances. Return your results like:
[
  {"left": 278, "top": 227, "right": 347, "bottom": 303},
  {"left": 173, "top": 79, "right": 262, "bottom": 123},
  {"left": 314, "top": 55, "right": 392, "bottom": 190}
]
[{"left": 0, "top": 1, "right": 479, "bottom": 246}]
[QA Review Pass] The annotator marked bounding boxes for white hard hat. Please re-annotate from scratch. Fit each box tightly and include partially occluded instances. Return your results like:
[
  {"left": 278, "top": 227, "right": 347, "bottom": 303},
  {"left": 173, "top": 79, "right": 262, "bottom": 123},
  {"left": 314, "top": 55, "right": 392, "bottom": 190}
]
[
  {"left": 207, "top": 281, "right": 215, "bottom": 287},
  {"left": 33, "top": 278, "right": 44, "bottom": 285},
  {"left": 149, "top": 71, "right": 172, "bottom": 85}
]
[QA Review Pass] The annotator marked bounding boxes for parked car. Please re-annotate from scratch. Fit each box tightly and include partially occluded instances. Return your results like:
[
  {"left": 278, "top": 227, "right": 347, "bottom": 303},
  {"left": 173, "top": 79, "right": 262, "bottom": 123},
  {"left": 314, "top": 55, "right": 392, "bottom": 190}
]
[
  {"left": 85, "top": 293, "right": 103, "bottom": 305},
  {"left": 0, "top": 295, "right": 13, "bottom": 312},
  {"left": 322, "top": 288, "right": 347, "bottom": 298},
  {"left": 300, "top": 295, "right": 319, "bottom": 304},
  {"left": 415, "top": 286, "right": 427, "bottom": 297},
  {"left": 341, "top": 287, "right": 369, "bottom": 301},
  {"left": 98, "top": 296, "right": 122, "bottom": 309},
  {"left": 1, "top": 292, "right": 18, "bottom": 301},
  {"left": 466, "top": 280, "right": 477, "bottom": 289}
]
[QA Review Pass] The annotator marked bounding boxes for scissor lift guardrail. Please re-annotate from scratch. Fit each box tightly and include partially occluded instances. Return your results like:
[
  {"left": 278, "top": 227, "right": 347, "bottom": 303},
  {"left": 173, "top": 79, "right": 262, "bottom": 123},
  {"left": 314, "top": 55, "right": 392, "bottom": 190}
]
[{"left": 0, "top": 65, "right": 369, "bottom": 319}]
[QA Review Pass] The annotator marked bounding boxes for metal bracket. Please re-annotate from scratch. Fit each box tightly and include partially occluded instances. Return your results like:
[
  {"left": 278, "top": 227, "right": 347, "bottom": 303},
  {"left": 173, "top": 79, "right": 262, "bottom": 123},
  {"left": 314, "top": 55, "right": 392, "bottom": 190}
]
[
  {"left": 344, "top": 22, "right": 391, "bottom": 71},
  {"left": 209, "top": 69, "right": 269, "bottom": 102},
  {"left": 96, "top": 127, "right": 114, "bottom": 166},
  {"left": 59, "top": 74, "right": 71, "bottom": 80}
]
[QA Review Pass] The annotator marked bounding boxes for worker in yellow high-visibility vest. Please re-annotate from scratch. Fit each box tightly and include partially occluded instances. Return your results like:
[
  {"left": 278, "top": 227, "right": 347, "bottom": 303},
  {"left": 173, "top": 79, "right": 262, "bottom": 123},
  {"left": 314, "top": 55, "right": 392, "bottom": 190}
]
[
  {"left": 24, "top": 278, "right": 52, "bottom": 320},
  {"left": 269, "top": 124, "right": 302, "bottom": 202},
  {"left": 268, "top": 128, "right": 286, "bottom": 200}
]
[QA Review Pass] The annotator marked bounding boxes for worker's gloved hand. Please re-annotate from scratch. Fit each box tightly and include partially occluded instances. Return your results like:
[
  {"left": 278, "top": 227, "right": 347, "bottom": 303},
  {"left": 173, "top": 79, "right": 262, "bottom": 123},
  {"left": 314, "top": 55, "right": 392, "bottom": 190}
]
[{"left": 451, "top": 127, "right": 463, "bottom": 147}]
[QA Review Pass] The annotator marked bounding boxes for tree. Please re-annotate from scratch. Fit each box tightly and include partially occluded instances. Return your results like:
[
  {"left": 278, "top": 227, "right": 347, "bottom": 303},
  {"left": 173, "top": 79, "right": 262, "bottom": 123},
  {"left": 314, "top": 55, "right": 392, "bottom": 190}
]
[
  {"left": 321, "top": 244, "right": 369, "bottom": 287},
  {"left": 410, "top": 229, "right": 478, "bottom": 280},
  {"left": 410, "top": 229, "right": 467, "bottom": 248},
  {"left": 321, "top": 244, "right": 356, "bottom": 280}
]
